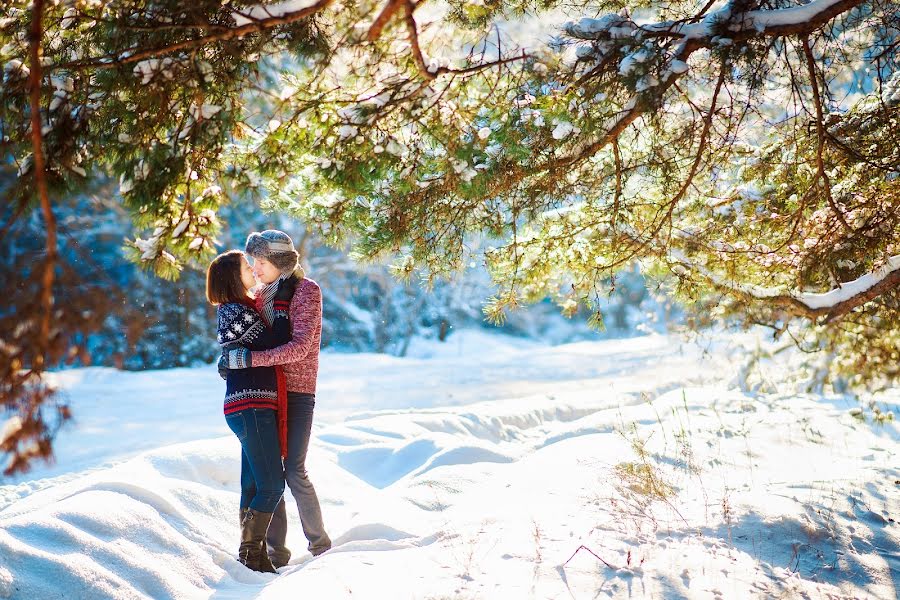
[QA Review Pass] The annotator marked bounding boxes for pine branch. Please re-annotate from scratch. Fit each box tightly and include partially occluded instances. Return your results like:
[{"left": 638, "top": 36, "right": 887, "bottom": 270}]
[
  {"left": 403, "top": 0, "right": 434, "bottom": 80},
  {"left": 569, "top": 0, "right": 867, "bottom": 42},
  {"left": 558, "top": 0, "right": 867, "bottom": 171},
  {"left": 48, "top": 0, "right": 335, "bottom": 72},
  {"left": 801, "top": 35, "right": 853, "bottom": 233},
  {"left": 609, "top": 60, "right": 730, "bottom": 270},
  {"left": 669, "top": 249, "right": 900, "bottom": 324}
]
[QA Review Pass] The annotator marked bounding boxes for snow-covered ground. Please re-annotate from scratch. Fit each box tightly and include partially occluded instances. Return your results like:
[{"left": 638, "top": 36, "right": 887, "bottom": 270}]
[{"left": 0, "top": 330, "right": 897, "bottom": 599}]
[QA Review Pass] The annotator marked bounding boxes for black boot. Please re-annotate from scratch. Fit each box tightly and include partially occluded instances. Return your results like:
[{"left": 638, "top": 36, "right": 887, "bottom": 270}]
[{"left": 238, "top": 509, "right": 277, "bottom": 573}]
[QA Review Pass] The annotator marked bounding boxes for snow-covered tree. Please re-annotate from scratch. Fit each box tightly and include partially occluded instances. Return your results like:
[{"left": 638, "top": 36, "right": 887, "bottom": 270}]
[
  {"left": 258, "top": 0, "right": 898, "bottom": 385},
  {"left": 259, "top": 0, "right": 899, "bottom": 380},
  {"left": 2, "top": 0, "right": 898, "bottom": 472}
]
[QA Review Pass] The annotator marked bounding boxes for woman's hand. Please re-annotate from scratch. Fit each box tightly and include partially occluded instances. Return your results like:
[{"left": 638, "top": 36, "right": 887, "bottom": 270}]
[
  {"left": 226, "top": 347, "right": 251, "bottom": 369},
  {"left": 217, "top": 353, "right": 228, "bottom": 379}
]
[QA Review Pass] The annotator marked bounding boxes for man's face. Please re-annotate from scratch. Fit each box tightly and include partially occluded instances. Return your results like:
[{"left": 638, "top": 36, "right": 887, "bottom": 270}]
[{"left": 251, "top": 256, "right": 281, "bottom": 284}]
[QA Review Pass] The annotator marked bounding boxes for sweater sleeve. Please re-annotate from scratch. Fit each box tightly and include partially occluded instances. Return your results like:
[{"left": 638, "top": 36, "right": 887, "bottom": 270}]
[
  {"left": 250, "top": 280, "right": 321, "bottom": 367},
  {"left": 219, "top": 304, "right": 291, "bottom": 352}
]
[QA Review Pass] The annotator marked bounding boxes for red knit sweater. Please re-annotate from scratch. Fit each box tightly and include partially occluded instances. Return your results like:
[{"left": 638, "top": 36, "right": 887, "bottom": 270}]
[{"left": 250, "top": 277, "right": 322, "bottom": 395}]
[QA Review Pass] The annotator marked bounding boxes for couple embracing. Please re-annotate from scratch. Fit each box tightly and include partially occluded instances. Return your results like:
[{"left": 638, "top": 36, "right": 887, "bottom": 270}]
[{"left": 205, "top": 230, "right": 331, "bottom": 573}]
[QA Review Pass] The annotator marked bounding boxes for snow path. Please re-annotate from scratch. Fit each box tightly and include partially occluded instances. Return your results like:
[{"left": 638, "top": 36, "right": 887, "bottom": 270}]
[{"left": 0, "top": 331, "right": 897, "bottom": 599}]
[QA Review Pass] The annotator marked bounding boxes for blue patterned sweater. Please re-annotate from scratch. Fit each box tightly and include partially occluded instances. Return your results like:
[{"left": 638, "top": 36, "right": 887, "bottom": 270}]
[{"left": 216, "top": 300, "right": 290, "bottom": 414}]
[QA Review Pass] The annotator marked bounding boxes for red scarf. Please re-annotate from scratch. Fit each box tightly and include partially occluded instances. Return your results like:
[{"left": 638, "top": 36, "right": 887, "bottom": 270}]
[{"left": 254, "top": 293, "right": 289, "bottom": 459}]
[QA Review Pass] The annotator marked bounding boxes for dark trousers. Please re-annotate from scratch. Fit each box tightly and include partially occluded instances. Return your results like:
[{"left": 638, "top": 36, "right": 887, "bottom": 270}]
[{"left": 227, "top": 408, "right": 284, "bottom": 513}]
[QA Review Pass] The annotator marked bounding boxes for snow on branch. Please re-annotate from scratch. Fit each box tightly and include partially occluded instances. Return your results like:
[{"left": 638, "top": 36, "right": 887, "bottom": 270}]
[
  {"left": 798, "top": 256, "right": 900, "bottom": 309},
  {"left": 670, "top": 250, "right": 900, "bottom": 323},
  {"left": 547, "top": 0, "right": 865, "bottom": 179},
  {"left": 231, "top": 0, "right": 322, "bottom": 26},
  {"left": 50, "top": 0, "right": 334, "bottom": 71},
  {"left": 568, "top": 0, "right": 866, "bottom": 42},
  {"left": 739, "top": 0, "right": 862, "bottom": 35}
]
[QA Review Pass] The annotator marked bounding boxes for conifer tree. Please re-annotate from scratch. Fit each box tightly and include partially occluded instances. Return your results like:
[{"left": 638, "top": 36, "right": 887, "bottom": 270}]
[{"left": 1, "top": 0, "right": 897, "bottom": 473}]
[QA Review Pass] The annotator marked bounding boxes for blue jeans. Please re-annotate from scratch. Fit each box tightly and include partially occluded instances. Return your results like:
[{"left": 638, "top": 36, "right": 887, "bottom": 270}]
[{"left": 226, "top": 408, "right": 284, "bottom": 513}]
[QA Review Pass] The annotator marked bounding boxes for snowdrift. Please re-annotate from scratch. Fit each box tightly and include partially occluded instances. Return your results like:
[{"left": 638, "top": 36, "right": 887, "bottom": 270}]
[{"left": 1, "top": 332, "right": 897, "bottom": 599}]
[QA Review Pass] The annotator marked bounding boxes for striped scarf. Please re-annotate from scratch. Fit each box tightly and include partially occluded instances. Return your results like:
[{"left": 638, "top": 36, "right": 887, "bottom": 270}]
[
  {"left": 253, "top": 275, "right": 285, "bottom": 327},
  {"left": 253, "top": 275, "right": 289, "bottom": 458}
]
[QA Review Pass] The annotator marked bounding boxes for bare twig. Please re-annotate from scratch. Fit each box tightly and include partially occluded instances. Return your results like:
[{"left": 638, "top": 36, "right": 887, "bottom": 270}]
[
  {"left": 0, "top": 197, "right": 29, "bottom": 242},
  {"left": 562, "top": 545, "right": 617, "bottom": 569},
  {"left": 801, "top": 35, "right": 853, "bottom": 233},
  {"left": 611, "top": 139, "right": 622, "bottom": 234}
]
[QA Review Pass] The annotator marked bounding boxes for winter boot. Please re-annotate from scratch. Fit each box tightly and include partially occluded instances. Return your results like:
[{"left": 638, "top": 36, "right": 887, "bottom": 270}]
[
  {"left": 238, "top": 509, "right": 277, "bottom": 573},
  {"left": 241, "top": 507, "right": 281, "bottom": 572}
]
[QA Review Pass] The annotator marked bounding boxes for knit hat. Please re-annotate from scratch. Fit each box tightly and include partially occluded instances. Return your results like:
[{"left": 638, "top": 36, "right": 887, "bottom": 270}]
[{"left": 245, "top": 230, "right": 299, "bottom": 275}]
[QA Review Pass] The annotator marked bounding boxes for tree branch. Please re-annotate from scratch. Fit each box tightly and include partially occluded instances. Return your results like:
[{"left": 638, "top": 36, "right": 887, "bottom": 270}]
[
  {"left": 670, "top": 250, "right": 900, "bottom": 324},
  {"left": 800, "top": 35, "right": 853, "bottom": 233},
  {"left": 396, "top": 4, "right": 528, "bottom": 81},
  {"left": 403, "top": 0, "right": 434, "bottom": 80},
  {"left": 49, "top": 0, "right": 334, "bottom": 71},
  {"left": 367, "top": 0, "right": 405, "bottom": 42}
]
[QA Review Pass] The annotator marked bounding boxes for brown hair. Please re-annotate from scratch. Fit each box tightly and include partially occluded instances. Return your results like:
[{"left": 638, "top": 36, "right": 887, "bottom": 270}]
[{"left": 206, "top": 250, "right": 252, "bottom": 306}]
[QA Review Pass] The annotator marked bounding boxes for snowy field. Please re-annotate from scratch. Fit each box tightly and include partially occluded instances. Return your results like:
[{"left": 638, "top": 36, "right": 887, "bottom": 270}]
[{"left": 0, "top": 330, "right": 897, "bottom": 599}]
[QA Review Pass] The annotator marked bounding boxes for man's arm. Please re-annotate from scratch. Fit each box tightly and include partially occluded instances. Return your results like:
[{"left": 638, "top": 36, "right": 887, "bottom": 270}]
[{"left": 251, "top": 279, "right": 321, "bottom": 367}]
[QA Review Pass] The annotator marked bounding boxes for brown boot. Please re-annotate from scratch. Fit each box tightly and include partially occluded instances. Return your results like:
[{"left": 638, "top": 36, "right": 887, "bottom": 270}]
[
  {"left": 238, "top": 509, "right": 277, "bottom": 573},
  {"left": 240, "top": 508, "right": 281, "bottom": 570}
]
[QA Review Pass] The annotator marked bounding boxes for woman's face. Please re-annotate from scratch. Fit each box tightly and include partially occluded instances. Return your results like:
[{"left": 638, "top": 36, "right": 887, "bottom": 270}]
[{"left": 240, "top": 255, "right": 258, "bottom": 291}]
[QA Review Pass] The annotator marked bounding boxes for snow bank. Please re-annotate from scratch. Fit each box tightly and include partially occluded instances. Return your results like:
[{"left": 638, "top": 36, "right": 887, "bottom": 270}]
[{"left": 1, "top": 331, "right": 897, "bottom": 598}]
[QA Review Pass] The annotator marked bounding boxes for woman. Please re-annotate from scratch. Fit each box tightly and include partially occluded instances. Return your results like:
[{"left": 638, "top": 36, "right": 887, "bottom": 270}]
[{"left": 206, "top": 249, "right": 293, "bottom": 573}]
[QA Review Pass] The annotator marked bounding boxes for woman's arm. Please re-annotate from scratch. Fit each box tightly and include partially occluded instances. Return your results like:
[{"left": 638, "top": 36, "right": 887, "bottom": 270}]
[
  {"left": 218, "top": 303, "right": 288, "bottom": 357},
  {"left": 220, "top": 280, "right": 295, "bottom": 368}
]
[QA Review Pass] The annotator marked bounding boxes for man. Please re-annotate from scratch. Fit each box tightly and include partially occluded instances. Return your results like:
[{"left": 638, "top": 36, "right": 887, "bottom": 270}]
[{"left": 225, "top": 229, "right": 332, "bottom": 566}]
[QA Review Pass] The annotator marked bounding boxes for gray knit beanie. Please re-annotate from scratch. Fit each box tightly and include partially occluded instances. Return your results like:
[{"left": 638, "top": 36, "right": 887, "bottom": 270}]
[{"left": 245, "top": 230, "right": 299, "bottom": 275}]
